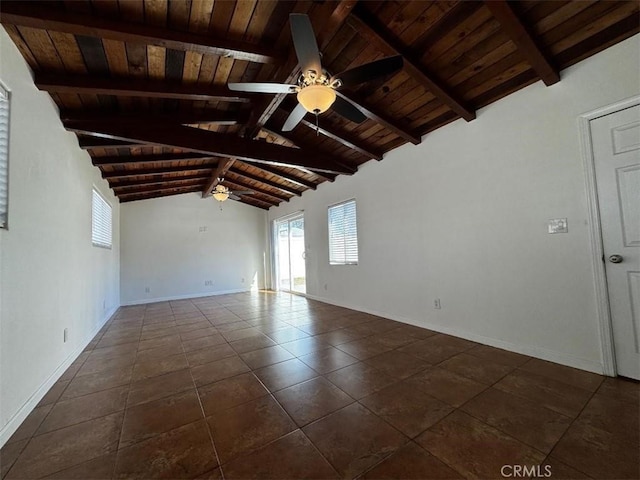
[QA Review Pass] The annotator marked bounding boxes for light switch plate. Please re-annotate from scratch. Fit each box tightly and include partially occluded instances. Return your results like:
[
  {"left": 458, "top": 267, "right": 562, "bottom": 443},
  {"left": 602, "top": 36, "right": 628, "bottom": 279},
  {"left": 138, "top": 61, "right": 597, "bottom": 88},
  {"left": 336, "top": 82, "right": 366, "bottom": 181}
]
[{"left": 548, "top": 218, "right": 568, "bottom": 234}]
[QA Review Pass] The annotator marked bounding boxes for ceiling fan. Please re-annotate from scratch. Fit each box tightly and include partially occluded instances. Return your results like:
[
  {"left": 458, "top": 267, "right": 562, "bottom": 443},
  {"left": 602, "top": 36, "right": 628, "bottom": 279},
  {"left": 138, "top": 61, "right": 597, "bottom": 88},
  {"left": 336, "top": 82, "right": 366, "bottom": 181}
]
[
  {"left": 228, "top": 13, "right": 403, "bottom": 132},
  {"left": 211, "top": 180, "right": 254, "bottom": 203}
]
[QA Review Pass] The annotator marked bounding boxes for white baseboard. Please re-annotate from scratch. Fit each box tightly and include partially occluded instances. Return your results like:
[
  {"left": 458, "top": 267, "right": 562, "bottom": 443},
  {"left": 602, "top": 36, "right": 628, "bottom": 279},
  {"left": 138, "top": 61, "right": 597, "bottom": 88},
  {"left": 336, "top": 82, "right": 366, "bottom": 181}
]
[
  {"left": 121, "top": 288, "right": 251, "bottom": 306},
  {"left": 304, "top": 293, "right": 604, "bottom": 375},
  {"left": 0, "top": 306, "right": 118, "bottom": 448}
]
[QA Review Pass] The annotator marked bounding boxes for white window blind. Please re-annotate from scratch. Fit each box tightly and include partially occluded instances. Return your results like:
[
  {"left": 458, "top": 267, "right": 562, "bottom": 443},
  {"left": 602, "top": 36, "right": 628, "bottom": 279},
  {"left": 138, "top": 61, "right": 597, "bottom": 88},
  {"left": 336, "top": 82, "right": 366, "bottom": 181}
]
[
  {"left": 92, "top": 188, "right": 112, "bottom": 248},
  {"left": 0, "top": 84, "right": 9, "bottom": 229},
  {"left": 328, "top": 199, "right": 358, "bottom": 265}
]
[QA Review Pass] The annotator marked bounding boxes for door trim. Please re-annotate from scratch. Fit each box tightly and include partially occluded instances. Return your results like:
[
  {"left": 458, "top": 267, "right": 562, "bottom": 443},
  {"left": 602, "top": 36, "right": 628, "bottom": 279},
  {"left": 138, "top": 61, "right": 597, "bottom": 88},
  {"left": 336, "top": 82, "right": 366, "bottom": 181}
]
[{"left": 578, "top": 95, "right": 640, "bottom": 377}]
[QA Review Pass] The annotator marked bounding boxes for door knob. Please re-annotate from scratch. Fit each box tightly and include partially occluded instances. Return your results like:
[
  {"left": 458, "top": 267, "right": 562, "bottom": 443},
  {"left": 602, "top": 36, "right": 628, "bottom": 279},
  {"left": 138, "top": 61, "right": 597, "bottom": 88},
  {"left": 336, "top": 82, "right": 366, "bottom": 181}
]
[{"left": 609, "top": 254, "right": 623, "bottom": 264}]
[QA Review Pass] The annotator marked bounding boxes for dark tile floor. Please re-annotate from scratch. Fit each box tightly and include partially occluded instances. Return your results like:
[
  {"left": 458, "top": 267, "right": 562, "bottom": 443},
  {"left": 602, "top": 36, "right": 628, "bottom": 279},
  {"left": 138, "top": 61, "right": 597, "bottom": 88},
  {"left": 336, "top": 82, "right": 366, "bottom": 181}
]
[{"left": 2, "top": 292, "right": 639, "bottom": 479}]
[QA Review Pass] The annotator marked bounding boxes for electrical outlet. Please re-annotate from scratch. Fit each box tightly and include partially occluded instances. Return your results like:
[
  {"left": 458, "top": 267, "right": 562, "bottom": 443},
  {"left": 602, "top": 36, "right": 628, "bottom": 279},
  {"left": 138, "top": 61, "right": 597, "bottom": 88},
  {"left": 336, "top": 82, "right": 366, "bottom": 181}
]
[
  {"left": 199, "top": 226, "right": 207, "bottom": 233},
  {"left": 241, "top": 278, "right": 245, "bottom": 283},
  {"left": 434, "top": 298, "right": 441, "bottom": 309},
  {"left": 324, "top": 283, "right": 328, "bottom": 291},
  {"left": 205, "top": 280, "right": 213, "bottom": 286},
  {"left": 63, "top": 328, "right": 68, "bottom": 343},
  {"left": 145, "top": 287, "right": 150, "bottom": 293}
]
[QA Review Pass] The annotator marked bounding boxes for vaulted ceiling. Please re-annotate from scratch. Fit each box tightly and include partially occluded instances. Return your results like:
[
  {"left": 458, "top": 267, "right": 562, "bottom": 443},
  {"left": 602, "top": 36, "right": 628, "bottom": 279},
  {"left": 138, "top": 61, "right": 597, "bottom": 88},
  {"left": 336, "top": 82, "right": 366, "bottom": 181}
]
[{"left": 1, "top": 1, "right": 638, "bottom": 209}]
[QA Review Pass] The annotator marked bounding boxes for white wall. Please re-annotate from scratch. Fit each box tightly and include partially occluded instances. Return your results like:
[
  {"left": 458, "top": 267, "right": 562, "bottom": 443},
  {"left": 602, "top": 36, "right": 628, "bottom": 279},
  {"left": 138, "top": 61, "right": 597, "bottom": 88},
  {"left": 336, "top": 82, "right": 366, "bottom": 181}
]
[
  {"left": 120, "top": 193, "right": 267, "bottom": 304},
  {"left": 269, "top": 35, "right": 640, "bottom": 374},
  {"left": 0, "top": 28, "right": 120, "bottom": 446}
]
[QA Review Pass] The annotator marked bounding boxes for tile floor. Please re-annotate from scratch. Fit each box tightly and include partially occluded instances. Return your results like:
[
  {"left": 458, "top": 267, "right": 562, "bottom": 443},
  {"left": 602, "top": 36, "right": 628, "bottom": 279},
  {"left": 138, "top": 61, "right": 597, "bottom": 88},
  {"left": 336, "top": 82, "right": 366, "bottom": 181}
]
[{"left": 1, "top": 292, "right": 638, "bottom": 479}]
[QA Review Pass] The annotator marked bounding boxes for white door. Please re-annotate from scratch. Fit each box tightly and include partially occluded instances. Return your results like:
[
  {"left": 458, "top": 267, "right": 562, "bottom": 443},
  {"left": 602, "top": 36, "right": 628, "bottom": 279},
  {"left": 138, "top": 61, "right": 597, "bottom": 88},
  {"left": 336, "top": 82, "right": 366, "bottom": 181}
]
[{"left": 591, "top": 104, "right": 640, "bottom": 380}]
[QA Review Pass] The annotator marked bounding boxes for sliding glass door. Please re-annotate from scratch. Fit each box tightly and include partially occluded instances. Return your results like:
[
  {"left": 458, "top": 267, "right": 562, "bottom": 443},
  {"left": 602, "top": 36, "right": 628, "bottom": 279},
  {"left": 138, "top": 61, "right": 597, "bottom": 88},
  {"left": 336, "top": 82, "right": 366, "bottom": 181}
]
[{"left": 274, "top": 214, "right": 306, "bottom": 294}]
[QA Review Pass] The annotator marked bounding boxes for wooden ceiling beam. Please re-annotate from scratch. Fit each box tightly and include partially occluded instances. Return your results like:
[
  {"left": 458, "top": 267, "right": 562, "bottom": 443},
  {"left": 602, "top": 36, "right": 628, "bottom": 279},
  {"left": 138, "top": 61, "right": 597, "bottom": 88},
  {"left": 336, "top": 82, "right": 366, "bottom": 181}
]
[
  {"left": 108, "top": 174, "right": 210, "bottom": 188},
  {"left": 79, "top": 137, "right": 142, "bottom": 149},
  {"left": 241, "top": 160, "right": 321, "bottom": 191},
  {"left": 260, "top": 127, "right": 337, "bottom": 183},
  {"left": 227, "top": 168, "right": 301, "bottom": 197},
  {"left": 63, "top": 110, "right": 247, "bottom": 126},
  {"left": 65, "top": 121, "right": 356, "bottom": 175},
  {"left": 298, "top": 118, "right": 383, "bottom": 161},
  {"left": 0, "top": 1, "right": 281, "bottom": 64},
  {"left": 102, "top": 166, "right": 213, "bottom": 180},
  {"left": 113, "top": 179, "right": 206, "bottom": 195},
  {"left": 36, "top": 74, "right": 251, "bottom": 102},
  {"left": 222, "top": 178, "right": 286, "bottom": 204},
  {"left": 229, "top": 196, "right": 272, "bottom": 211},
  {"left": 245, "top": 1, "right": 358, "bottom": 138},
  {"left": 119, "top": 186, "right": 204, "bottom": 203},
  {"left": 93, "top": 153, "right": 215, "bottom": 167},
  {"left": 347, "top": 9, "right": 476, "bottom": 122},
  {"left": 335, "top": 91, "right": 421, "bottom": 145},
  {"left": 202, "top": 159, "right": 235, "bottom": 198},
  {"left": 484, "top": 1, "right": 560, "bottom": 86}
]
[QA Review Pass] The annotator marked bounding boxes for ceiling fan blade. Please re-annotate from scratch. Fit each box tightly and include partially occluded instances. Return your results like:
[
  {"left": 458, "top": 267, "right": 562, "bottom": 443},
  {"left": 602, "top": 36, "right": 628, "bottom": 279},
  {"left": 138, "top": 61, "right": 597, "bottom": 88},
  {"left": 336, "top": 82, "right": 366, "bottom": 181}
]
[
  {"left": 229, "top": 194, "right": 241, "bottom": 201},
  {"left": 331, "top": 96, "right": 367, "bottom": 124},
  {"left": 282, "top": 103, "right": 307, "bottom": 131},
  {"left": 289, "top": 14, "right": 322, "bottom": 75},
  {"left": 230, "top": 190, "right": 254, "bottom": 196},
  {"left": 332, "top": 56, "right": 403, "bottom": 88},
  {"left": 228, "top": 82, "right": 296, "bottom": 94}
]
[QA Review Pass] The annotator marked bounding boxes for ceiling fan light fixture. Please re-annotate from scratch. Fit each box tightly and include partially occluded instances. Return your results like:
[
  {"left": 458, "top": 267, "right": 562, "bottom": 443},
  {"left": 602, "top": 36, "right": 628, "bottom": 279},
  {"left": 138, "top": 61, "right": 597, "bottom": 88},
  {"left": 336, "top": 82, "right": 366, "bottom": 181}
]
[
  {"left": 212, "top": 184, "right": 230, "bottom": 202},
  {"left": 297, "top": 84, "right": 336, "bottom": 114}
]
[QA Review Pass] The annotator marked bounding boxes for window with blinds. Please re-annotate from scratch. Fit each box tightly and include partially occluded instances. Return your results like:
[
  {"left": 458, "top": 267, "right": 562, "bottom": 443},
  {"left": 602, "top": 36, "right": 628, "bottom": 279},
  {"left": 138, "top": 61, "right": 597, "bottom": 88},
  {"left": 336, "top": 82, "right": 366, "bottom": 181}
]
[
  {"left": 92, "top": 188, "right": 112, "bottom": 248},
  {"left": 328, "top": 199, "right": 358, "bottom": 265},
  {"left": 0, "top": 84, "right": 9, "bottom": 229}
]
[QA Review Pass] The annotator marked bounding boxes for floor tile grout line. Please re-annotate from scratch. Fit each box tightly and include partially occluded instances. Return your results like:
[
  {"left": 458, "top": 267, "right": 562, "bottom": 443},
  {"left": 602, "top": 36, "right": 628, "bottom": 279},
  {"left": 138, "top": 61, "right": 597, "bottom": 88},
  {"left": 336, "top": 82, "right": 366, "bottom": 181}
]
[
  {"left": 405, "top": 406, "right": 474, "bottom": 480},
  {"left": 110, "top": 304, "right": 152, "bottom": 480},
  {"left": 179, "top": 299, "right": 227, "bottom": 480},
  {"left": 412, "top": 351, "right": 591, "bottom": 479},
  {"left": 8, "top": 314, "right": 130, "bottom": 450},
  {"left": 540, "top": 384, "right": 606, "bottom": 478},
  {"left": 5, "top": 309, "right": 143, "bottom": 479},
  {"left": 7, "top": 292, "right": 628, "bottom": 480}
]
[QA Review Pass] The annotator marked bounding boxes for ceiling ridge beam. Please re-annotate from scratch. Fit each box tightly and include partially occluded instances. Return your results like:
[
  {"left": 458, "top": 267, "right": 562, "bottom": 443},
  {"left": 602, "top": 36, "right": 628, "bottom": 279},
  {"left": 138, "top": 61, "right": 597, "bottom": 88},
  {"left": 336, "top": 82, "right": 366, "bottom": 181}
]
[
  {"left": 79, "top": 137, "right": 142, "bottom": 149},
  {"left": 202, "top": 159, "right": 235, "bottom": 198},
  {"left": 347, "top": 9, "right": 476, "bottom": 122},
  {"left": 63, "top": 110, "right": 247, "bottom": 126},
  {"left": 227, "top": 168, "right": 302, "bottom": 197},
  {"left": 298, "top": 118, "right": 383, "bottom": 161},
  {"left": 113, "top": 179, "right": 206, "bottom": 195},
  {"left": 0, "top": 1, "right": 281, "bottom": 64},
  {"left": 334, "top": 91, "right": 421, "bottom": 145},
  {"left": 102, "top": 166, "right": 213, "bottom": 179},
  {"left": 222, "top": 178, "right": 286, "bottom": 204},
  {"left": 118, "top": 185, "right": 203, "bottom": 198},
  {"left": 119, "top": 186, "right": 203, "bottom": 202},
  {"left": 236, "top": 159, "right": 321, "bottom": 191},
  {"left": 65, "top": 121, "right": 356, "bottom": 175},
  {"left": 92, "top": 153, "right": 215, "bottom": 167},
  {"left": 36, "top": 74, "right": 252, "bottom": 102},
  {"left": 484, "top": 0, "right": 560, "bottom": 86},
  {"left": 260, "top": 127, "right": 337, "bottom": 183},
  {"left": 109, "top": 174, "right": 210, "bottom": 188}
]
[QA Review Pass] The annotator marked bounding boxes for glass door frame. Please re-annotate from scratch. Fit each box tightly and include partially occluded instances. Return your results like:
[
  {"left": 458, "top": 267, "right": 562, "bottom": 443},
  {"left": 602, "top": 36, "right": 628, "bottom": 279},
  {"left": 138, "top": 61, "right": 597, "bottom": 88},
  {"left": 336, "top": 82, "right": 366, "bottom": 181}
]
[{"left": 272, "top": 211, "right": 306, "bottom": 294}]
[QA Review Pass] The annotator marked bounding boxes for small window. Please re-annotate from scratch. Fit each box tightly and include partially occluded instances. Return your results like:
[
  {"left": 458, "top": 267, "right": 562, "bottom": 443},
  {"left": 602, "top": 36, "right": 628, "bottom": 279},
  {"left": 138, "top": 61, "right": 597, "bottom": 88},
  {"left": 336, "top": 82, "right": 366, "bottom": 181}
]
[
  {"left": 328, "top": 199, "right": 358, "bottom": 265},
  {"left": 92, "top": 188, "right": 112, "bottom": 248},
  {"left": 0, "top": 83, "right": 10, "bottom": 229}
]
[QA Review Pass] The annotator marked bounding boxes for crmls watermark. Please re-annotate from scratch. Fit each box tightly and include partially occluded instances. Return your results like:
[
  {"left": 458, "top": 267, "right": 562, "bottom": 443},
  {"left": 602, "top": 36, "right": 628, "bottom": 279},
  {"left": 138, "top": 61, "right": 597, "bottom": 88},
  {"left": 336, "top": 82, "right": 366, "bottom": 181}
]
[{"left": 501, "top": 465, "right": 552, "bottom": 478}]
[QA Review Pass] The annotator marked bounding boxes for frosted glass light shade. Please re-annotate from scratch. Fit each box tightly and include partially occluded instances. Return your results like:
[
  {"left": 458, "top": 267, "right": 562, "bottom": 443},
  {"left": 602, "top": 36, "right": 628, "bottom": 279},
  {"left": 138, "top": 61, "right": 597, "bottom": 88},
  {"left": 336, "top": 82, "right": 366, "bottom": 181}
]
[
  {"left": 213, "top": 185, "right": 229, "bottom": 201},
  {"left": 297, "top": 85, "right": 336, "bottom": 114}
]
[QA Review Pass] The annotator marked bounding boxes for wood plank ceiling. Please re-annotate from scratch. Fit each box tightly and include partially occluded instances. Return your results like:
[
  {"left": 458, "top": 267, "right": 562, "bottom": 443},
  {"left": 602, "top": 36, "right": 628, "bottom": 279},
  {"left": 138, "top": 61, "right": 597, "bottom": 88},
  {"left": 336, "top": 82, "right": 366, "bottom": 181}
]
[{"left": 1, "top": 0, "right": 638, "bottom": 209}]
